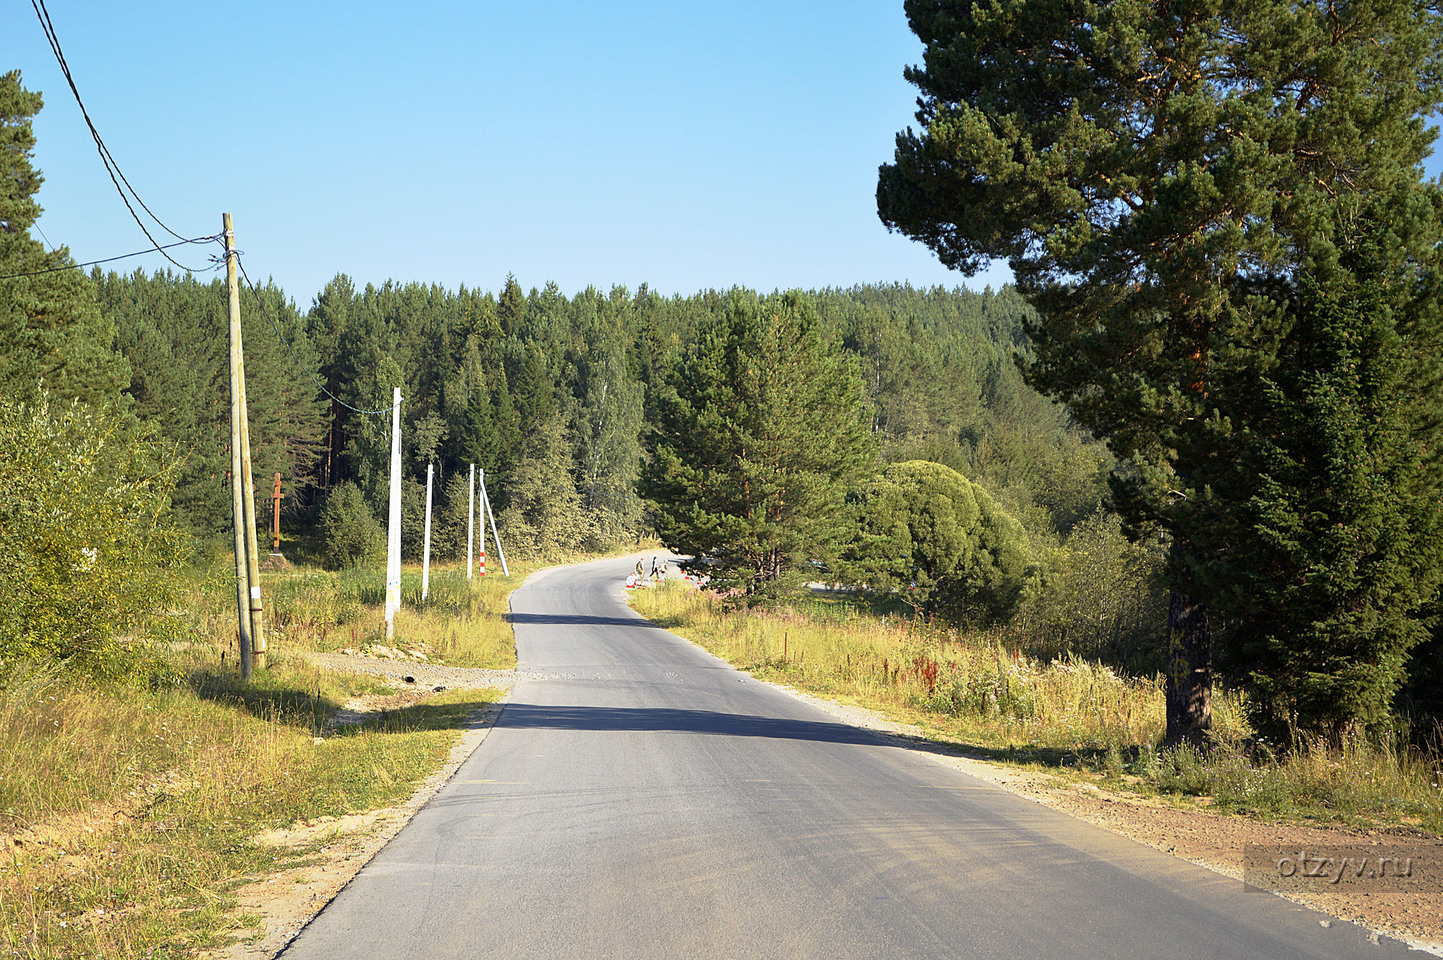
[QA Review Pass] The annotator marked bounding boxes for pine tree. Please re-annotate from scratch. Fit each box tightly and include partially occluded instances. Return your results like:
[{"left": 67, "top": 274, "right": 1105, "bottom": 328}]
[
  {"left": 0, "top": 71, "right": 129, "bottom": 407},
  {"left": 642, "top": 290, "right": 873, "bottom": 596},
  {"left": 877, "top": 0, "right": 1443, "bottom": 744}
]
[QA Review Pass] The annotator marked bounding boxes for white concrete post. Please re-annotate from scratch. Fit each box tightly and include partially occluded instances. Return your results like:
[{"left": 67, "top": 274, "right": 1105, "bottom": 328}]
[
  {"left": 467, "top": 463, "right": 475, "bottom": 580},
  {"left": 384, "top": 388, "right": 402, "bottom": 639},
  {"left": 421, "top": 462, "right": 433, "bottom": 602}
]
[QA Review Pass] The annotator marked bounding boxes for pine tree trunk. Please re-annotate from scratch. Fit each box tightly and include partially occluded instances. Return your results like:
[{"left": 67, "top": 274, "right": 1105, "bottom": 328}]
[{"left": 1163, "top": 590, "right": 1212, "bottom": 748}]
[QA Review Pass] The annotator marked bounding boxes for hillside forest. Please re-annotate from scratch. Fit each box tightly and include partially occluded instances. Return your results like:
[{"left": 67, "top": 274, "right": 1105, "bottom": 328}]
[{"left": 4, "top": 63, "right": 1442, "bottom": 747}]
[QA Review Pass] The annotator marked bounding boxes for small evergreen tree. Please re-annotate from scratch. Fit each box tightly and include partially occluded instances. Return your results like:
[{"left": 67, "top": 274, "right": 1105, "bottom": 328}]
[
  {"left": 642, "top": 290, "right": 873, "bottom": 596},
  {"left": 318, "top": 482, "right": 385, "bottom": 571}
]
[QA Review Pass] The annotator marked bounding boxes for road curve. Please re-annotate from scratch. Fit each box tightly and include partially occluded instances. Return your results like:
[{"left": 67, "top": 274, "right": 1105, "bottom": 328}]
[{"left": 280, "top": 554, "right": 1421, "bottom": 959}]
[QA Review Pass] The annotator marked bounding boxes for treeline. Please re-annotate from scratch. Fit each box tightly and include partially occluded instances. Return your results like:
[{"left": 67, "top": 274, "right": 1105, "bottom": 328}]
[{"left": 91, "top": 270, "right": 1109, "bottom": 565}]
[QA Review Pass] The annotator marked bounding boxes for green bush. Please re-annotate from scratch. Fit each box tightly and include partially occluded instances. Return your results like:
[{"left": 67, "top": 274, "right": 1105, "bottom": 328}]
[
  {"left": 317, "top": 482, "right": 385, "bottom": 571},
  {"left": 839, "top": 460, "right": 1033, "bottom": 623},
  {"left": 0, "top": 398, "right": 184, "bottom": 680},
  {"left": 1013, "top": 510, "right": 1169, "bottom": 671}
]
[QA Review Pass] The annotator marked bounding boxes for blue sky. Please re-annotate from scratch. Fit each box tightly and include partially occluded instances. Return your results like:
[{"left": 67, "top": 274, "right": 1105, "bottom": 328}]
[{"left": 2, "top": 1, "right": 1014, "bottom": 306}]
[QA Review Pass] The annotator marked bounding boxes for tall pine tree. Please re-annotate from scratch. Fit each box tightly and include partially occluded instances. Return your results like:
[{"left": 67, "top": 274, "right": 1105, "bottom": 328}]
[
  {"left": 878, "top": 0, "right": 1443, "bottom": 744},
  {"left": 0, "top": 71, "right": 129, "bottom": 407}
]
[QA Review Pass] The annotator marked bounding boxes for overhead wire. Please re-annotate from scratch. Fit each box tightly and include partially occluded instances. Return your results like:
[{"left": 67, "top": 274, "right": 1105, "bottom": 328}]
[
  {"left": 0, "top": 234, "right": 223, "bottom": 281},
  {"left": 29, "top": 0, "right": 213, "bottom": 273},
  {"left": 234, "top": 255, "right": 402, "bottom": 417},
  {"left": 24, "top": 1, "right": 398, "bottom": 419}
]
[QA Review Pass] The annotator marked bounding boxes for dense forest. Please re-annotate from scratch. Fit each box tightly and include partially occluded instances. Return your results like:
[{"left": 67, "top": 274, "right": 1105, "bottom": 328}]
[{"left": 90, "top": 269, "right": 1107, "bottom": 566}]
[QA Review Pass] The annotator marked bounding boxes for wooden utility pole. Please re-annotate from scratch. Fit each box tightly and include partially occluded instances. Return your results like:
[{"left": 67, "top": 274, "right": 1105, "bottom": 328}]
[
  {"left": 271, "top": 473, "right": 284, "bottom": 553},
  {"left": 225, "top": 213, "right": 266, "bottom": 675}
]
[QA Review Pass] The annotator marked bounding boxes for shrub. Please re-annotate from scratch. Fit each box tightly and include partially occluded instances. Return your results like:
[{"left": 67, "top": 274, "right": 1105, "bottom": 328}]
[
  {"left": 0, "top": 397, "right": 184, "bottom": 680},
  {"left": 317, "top": 482, "right": 385, "bottom": 571},
  {"left": 1013, "top": 510, "right": 1169, "bottom": 671},
  {"left": 839, "top": 460, "right": 1033, "bottom": 623}
]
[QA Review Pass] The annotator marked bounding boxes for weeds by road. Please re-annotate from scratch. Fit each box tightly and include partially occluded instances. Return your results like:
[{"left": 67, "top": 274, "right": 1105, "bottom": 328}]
[
  {"left": 632, "top": 581, "right": 1443, "bottom": 837},
  {"left": 0, "top": 559, "right": 522, "bottom": 959}
]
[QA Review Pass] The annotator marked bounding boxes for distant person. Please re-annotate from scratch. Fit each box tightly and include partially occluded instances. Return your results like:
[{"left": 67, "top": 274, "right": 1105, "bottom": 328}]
[
  {"left": 650, "top": 557, "right": 661, "bottom": 580},
  {"left": 635, "top": 559, "right": 644, "bottom": 579}
]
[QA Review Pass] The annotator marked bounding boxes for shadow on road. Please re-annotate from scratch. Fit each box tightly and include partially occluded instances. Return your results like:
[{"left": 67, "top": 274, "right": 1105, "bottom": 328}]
[
  {"left": 507, "top": 612, "right": 665, "bottom": 628},
  {"left": 494, "top": 702, "right": 897, "bottom": 746},
  {"left": 492, "top": 701, "right": 1107, "bottom": 768}
]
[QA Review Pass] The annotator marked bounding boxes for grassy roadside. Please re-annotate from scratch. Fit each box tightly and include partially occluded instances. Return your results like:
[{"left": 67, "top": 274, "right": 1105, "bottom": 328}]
[
  {"left": 631, "top": 580, "right": 1443, "bottom": 837},
  {"left": 0, "top": 558, "right": 528, "bottom": 960},
  {"left": 190, "top": 560, "right": 527, "bottom": 670}
]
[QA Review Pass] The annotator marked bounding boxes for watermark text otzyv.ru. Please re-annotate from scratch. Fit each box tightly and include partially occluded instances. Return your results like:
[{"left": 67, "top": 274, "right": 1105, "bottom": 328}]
[{"left": 1244, "top": 844, "right": 1441, "bottom": 894}]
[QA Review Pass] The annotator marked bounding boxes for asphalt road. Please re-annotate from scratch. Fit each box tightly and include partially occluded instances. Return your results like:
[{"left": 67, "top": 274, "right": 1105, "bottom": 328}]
[{"left": 281, "top": 554, "right": 1423, "bottom": 959}]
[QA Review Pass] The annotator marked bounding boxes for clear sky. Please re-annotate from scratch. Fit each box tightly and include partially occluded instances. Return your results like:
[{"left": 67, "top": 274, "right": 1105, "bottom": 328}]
[{"left": 2, "top": 1, "right": 1016, "bottom": 307}]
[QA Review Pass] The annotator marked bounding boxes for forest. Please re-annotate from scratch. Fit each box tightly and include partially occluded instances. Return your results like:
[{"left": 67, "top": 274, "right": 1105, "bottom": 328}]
[{"left": 92, "top": 269, "right": 1119, "bottom": 598}]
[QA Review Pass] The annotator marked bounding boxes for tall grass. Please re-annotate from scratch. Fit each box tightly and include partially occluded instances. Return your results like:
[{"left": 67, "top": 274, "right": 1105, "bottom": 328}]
[
  {"left": 636, "top": 582, "right": 1191, "bottom": 751},
  {"left": 634, "top": 582, "right": 1443, "bottom": 835},
  {"left": 181, "top": 560, "right": 527, "bottom": 669},
  {"left": 0, "top": 556, "right": 531, "bottom": 958},
  {"left": 0, "top": 660, "right": 503, "bottom": 959}
]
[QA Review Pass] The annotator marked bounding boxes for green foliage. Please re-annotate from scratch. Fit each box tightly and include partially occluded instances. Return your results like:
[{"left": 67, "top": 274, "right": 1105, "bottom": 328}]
[
  {"left": 399, "top": 475, "right": 429, "bottom": 562},
  {"left": 878, "top": 0, "right": 1443, "bottom": 742},
  {"left": 0, "top": 71, "right": 129, "bottom": 408},
  {"left": 91, "top": 269, "right": 328, "bottom": 544},
  {"left": 87, "top": 261, "right": 1083, "bottom": 594},
  {"left": 1013, "top": 510, "right": 1169, "bottom": 669},
  {"left": 0, "top": 398, "right": 184, "bottom": 680},
  {"left": 317, "top": 482, "right": 385, "bottom": 571},
  {"left": 498, "top": 417, "right": 593, "bottom": 559},
  {"left": 433, "top": 470, "right": 473, "bottom": 561},
  {"left": 840, "top": 460, "right": 1032, "bottom": 623},
  {"left": 643, "top": 290, "right": 874, "bottom": 596},
  {"left": 570, "top": 294, "right": 647, "bottom": 549},
  {"left": 1200, "top": 273, "right": 1443, "bottom": 741}
]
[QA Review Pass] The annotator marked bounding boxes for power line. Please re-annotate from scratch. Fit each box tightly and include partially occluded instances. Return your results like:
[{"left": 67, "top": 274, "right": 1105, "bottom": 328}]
[
  {"left": 235, "top": 255, "right": 402, "bottom": 417},
  {"left": 0, "top": 234, "right": 223, "bottom": 281},
  {"left": 29, "top": 0, "right": 213, "bottom": 273}
]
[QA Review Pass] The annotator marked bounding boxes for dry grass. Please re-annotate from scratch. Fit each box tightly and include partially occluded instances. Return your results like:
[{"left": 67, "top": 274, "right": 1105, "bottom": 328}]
[
  {"left": 633, "top": 581, "right": 1443, "bottom": 836},
  {"left": 183, "top": 560, "right": 529, "bottom": 670},
  {"left": 0, "top": 658, "right": 504, "bottom": 958},
  {"left": 0, "top": 557, "right": 528, "bottom": 959}
]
